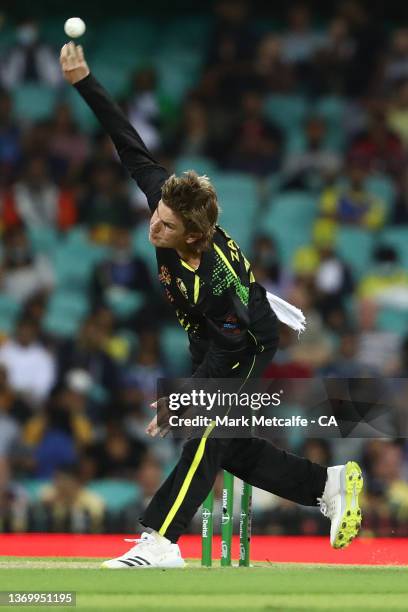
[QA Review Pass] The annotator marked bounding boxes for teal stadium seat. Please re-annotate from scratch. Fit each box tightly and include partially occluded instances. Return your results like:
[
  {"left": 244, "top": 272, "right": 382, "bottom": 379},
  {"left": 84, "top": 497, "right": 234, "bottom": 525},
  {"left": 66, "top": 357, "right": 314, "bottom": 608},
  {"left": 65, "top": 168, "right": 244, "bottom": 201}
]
[
  {"left": 161, "top": 325, "right": 190, "bottom": 376},
  {"left": 54, "top": 228, "right": 108, "bottom": 289},
  {"left": 379, "top": 227, "right": 408, "bottom": 267},
  {"left": 263, "top": 95, "right": 309, "bottom": 132},
  {"left": 106, "top": 288, "right": 146, "bottom": 319},
  {"left": 211, "top": 173, "right": 259, "bottom": 254},
  {"left": 261, "top": 191, "right": 318, "bottom": 266},
  {"left": 42, "top": 311, "right": 81, "bottom": 338},
  {"left": 87, "top": 479, "right": 141, "bottom": 512},
  {"left": 175, "top": 156, "right": 217, "bottom": 176},
  {"left": 364, "top": 175, "right": 396, "bottom": 220},
  {"left": 314, "top": 96, "right": 347, "bottom": 152},
  {"left": 17, "top": 479, "right": 49, "bottom": 502},
  {"left": 0, "top": 295, "right": 20, "bottom": 334},
  {"left": 43, "top": 289, "right": 89, "bottom": 338},
  {"left": 64, "top": 86, "right": 98, "bottom": 132},
  {"left": 27, "top": 226, "right": 59, "bottom": 255},
  {"left": 47, "top": 289, "right": 90, "bottom": 320},
  {"left": 377, "top": 307, "right": 408, "bottom": 334},
  {"left": 160, "top": 16, "right": 211, "bottom": 50},
  {"left": 335, "top": 228, "right": 375, "bottom": 279},
  {"left": 14, "top": 84, "right": 56, "bottom": 122},
  {"left": 132, "top": 223, "right": 157, "bottom": 277}
]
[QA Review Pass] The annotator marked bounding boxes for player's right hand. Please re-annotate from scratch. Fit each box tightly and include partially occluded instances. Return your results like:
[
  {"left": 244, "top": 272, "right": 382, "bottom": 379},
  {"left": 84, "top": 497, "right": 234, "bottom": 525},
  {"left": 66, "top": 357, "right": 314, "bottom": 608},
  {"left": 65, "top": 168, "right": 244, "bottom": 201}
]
[{"left": 60, "top": 42, "right": 90, "bottom": 85}]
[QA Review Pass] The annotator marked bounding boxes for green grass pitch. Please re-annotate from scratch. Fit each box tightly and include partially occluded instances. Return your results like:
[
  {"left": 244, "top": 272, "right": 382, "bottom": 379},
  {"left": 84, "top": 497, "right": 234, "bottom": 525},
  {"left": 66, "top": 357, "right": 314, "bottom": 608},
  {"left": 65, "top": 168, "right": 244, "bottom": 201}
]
[{"left": 0, "top": 558, "right": 406, "bottom": 612}]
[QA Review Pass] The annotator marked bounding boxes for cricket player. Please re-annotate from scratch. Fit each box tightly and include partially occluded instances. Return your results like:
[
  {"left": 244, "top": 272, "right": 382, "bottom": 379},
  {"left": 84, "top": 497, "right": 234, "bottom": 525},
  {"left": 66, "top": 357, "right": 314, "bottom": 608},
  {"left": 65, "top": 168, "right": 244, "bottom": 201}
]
[{"left": 60, "top": 43, "right": 363, "bottom": 568}]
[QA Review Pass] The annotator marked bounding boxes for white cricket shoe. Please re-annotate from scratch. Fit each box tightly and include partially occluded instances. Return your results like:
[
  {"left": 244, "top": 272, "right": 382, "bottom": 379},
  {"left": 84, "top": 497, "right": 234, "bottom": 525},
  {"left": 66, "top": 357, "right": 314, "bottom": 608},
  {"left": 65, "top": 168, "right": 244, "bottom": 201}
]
[
  {"left": 318, "top": 461, "right": 363, "bottom": 549},
  {"left": 101, "top": 532, "right": 185, "bottom": 569}
]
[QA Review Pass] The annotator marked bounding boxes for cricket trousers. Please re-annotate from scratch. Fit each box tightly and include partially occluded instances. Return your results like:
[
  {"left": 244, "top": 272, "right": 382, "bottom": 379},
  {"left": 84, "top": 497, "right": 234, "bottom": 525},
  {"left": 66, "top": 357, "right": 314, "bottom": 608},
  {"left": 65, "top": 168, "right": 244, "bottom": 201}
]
[{"left": 140, "top": 348, "right": 328, "bottom": 543}]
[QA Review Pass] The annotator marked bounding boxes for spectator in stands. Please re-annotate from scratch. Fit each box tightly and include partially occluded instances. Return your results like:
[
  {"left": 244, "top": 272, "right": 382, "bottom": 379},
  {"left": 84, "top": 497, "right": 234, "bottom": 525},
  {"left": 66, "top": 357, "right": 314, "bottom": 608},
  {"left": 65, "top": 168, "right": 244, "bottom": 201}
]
[
  {"left": 338, "top": 1, "right": 385, "bottom": 97},
  {"left": 263, "top": 324, "right": 313, "bottom": 379},
  {"left": 92, "top": 305, "right": 131, "bottom": 363},
  {"left": 78, "top": 161, "right": 135, "bottom": 242},
  {"left": 23, "top": 383, "right": 93, "bottom": 478},
  {"left": 49, "top": 103, "right": 90, "bottom": 179},
  {"left": 357, "top": 245, "right": 408, "bottom": 309},
  {"left": 286, "top": 280, "right": 334, "bottom": 369},
  {"left": 86, "top": 420, "right": 146, "bottom": 479},
  {"left": 91, "top": 226, "right": 154, "bottom": 324},
  {"left": 39, "top": 464, "right": 105, "bottom": 533},
  {"left": 320, "top": 329, "right": 378, "bottom": 377},
  {"left": 311, "top": 16, "right": 355, "bottom": 95},
  {"left": 0, "top": 88, "right": 21, "bottom": 184},
  {"left": 166, "top": 96, "right": 212, "bottom": 159},
  {"left": 393, "top": 167, "right": 408, "bottom": 224},
  {"left": 205, "top": 0, "right": 256, "bottom": 70},
  {"left": 282, "top": 116, "right": 342, "bottom": 191},
  {"left": 383, "top": 28, "right": 408, "bottom": 87},
  {"left": 362, "top": 441, "right": 408, "bottom": 536},
  {"left": 250, "top": 234, "right": 292, "bottom": 297},
  {"left": 0, "top": 457, "right": 29, "bottom": 532},
  {"left": 0, "top": 363, "right": 31, "bottom": 425},
  {"left": 2, "top": 156, "right": 77, "bottom": 231},
  {"left": 252, "top": 34, "right": 296, "bottom": 94},
  {"left": 0, "top": 372, "right": 20, "bottom": 458},
  {"left": 0, "top": 317, "right": 55, "bottom": 403},
  {"left": 280, "top": 3, "right": 326, "bottom": 76},
  {"left": 226, "top": 90, "right": 283, "bottom": 175},
  {"left": 123, "top": 66, "right": 175, "bottom": 154},
  {"left": 387, "top": 79, "right": 408, "bottom": 147},
  {"left": 0, "top": 225, "right": 54, "bottom": 303},
  {"left": 319, "top": 157, "right": 386, "bottom": 230},
  {"left": 311, "top": 220, "right": 354, "bottom": 320},
  {"left": 121, "top": 330, "right": 166, "bottom": 405},
  {"left": 0, "top": 19, "right": 62, "bottom": 88},
  {"left": 348, "top": 105, "right": 405, "bottom": 177},
  {"left": 200, "top": 0, "right": 258, "bottom": 107},
  {"left": 355, "top": 299, "right": 400, "bottom": 374},
  {"left": 57, "top": 315, "right": 118, "bottom": 416}
]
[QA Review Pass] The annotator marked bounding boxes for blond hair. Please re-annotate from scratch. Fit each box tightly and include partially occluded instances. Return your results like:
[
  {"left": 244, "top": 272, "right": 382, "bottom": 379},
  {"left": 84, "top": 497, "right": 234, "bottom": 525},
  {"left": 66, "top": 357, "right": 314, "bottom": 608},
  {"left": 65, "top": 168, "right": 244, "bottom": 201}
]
[{"left": 161, "top": 171, "right": 219, "bottom": 251}]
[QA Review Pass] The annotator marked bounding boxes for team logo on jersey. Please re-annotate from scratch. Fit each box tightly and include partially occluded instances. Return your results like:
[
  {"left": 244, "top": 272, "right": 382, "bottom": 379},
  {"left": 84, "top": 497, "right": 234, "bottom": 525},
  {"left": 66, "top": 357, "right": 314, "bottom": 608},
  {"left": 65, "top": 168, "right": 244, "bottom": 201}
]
[
  {"left": 176, "top": 278, "right": 188, "bottom": 299},
  {"left": 159, "top": 265, "right": 171, "bottom": 285}
]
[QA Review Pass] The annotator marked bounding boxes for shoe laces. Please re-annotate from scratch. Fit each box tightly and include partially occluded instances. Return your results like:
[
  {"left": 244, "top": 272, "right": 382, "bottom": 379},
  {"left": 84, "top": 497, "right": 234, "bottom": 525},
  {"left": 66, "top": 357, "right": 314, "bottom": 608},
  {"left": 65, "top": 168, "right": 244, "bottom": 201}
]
[
  {"left": 317, "top": 496, "right": 336, "bottom": 519},
  {"left": 123, "top": 532, "right": 155, "bottom": 553}
]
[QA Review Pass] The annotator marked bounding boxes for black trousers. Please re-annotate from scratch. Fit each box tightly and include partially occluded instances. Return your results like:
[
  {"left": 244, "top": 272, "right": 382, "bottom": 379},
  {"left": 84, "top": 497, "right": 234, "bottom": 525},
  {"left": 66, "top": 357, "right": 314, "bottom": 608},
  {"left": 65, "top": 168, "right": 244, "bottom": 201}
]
[{"left": 140, "top": 349, "right": 328, "bottom": 543}]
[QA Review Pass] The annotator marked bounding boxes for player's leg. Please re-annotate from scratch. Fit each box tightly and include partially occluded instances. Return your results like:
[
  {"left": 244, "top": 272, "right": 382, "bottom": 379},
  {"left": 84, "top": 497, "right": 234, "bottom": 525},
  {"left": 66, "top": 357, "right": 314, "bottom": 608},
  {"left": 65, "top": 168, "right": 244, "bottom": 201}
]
[
  {"left": 102, "top": 433, "right": 229, "bottom": 568},
  {"left": 221, "top": 437, "right": 363, "bottom": 548}
]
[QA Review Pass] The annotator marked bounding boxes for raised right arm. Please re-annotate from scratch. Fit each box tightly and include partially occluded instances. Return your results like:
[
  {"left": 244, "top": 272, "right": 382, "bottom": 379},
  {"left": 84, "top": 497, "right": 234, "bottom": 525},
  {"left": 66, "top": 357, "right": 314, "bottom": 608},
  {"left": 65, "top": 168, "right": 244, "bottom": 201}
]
[{"left": 60, "top": 42, "right": 168, "bottom": 211}]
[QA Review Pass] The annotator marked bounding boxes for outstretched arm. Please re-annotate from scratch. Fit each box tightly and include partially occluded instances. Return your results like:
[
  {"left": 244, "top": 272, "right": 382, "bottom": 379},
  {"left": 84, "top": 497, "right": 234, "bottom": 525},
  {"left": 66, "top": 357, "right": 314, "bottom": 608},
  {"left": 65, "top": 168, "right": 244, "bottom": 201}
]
[{"left": 60, "top": 42, "right": 168, "bottom": 211}]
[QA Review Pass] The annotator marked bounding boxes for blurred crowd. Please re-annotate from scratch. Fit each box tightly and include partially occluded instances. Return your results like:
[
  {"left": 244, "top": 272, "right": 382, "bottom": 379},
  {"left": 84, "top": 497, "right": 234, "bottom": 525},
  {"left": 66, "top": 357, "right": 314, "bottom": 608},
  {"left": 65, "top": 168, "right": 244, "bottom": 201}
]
[{"left": 0, "top": 1, "right": 408, "bottom": 537}]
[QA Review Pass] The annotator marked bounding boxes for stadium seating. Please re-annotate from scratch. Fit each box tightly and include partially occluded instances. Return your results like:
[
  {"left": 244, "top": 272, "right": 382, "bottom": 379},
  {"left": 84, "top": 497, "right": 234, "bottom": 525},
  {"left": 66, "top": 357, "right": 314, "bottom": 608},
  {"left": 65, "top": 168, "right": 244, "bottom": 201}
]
[
  {"left": 87, "top": 479, "right": 141, "bottom": 511},
  {"left": 335, "top": 228, "right": 375, "bottom": 279},
  {"left": 261, "top": 191, "right": 318, "bottom": 266},
  {"left": 174, "top": 155, "right": 217, "bottom": 176},
  {"left": 379, "top": 227, "right": 408, "bottom": 267},
  {"left": 13, "top": 84, "right": 57, "bottom": 122},
  {"left": 0, "top": 295, "right": 21, "bottom": 334},
  {"left": 132, "top": 223, "right": 157, "bottom": 277},
  {"left": 264, "top": 95, "right": 309, "bottom": 133},
  {"left": 377, "top": 307, "right": 408, "bottom": 334},
  {"left": 27, "top": 226, "right": 59, "bottom": 255},
  {"left": 161, "top": 325, "right": 190, "bottom": 376}
]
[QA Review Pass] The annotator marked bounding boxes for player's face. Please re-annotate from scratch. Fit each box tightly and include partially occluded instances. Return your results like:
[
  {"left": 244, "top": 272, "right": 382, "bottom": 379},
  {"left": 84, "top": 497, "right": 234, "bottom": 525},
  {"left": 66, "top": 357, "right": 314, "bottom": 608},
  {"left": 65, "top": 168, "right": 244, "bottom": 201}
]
[{"left": 149, "top": 200, "right": 200, "bottom": 250}]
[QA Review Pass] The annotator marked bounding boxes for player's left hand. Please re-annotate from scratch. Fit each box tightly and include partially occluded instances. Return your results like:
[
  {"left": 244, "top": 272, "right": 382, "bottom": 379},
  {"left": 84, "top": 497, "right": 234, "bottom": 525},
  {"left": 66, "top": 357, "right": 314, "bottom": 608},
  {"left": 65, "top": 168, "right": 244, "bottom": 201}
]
[{"left": 146, "top": 397, "right": 170, "bottom": 437}]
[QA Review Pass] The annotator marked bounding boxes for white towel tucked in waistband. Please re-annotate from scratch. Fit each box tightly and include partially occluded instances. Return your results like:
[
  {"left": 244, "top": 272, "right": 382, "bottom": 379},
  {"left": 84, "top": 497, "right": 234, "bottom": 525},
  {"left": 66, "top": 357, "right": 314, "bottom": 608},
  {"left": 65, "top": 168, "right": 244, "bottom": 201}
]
[{"left": 266, "top": 291, "right": 306, "bottom": 335}]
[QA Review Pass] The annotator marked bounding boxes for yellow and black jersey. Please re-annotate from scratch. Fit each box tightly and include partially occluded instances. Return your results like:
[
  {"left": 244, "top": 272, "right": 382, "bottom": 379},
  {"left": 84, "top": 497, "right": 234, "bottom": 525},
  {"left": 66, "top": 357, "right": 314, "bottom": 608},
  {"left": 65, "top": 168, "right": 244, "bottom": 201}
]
[{"left": 75, "top": 74, "right": 279, "bottom": 377}]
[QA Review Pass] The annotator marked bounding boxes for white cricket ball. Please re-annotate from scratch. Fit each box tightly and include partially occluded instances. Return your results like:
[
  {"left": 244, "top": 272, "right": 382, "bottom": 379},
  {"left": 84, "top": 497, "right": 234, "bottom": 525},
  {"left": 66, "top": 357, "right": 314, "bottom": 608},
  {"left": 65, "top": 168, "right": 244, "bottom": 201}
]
[{"left": 64, "top": 17, "right": 86, "bottom": 38}]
